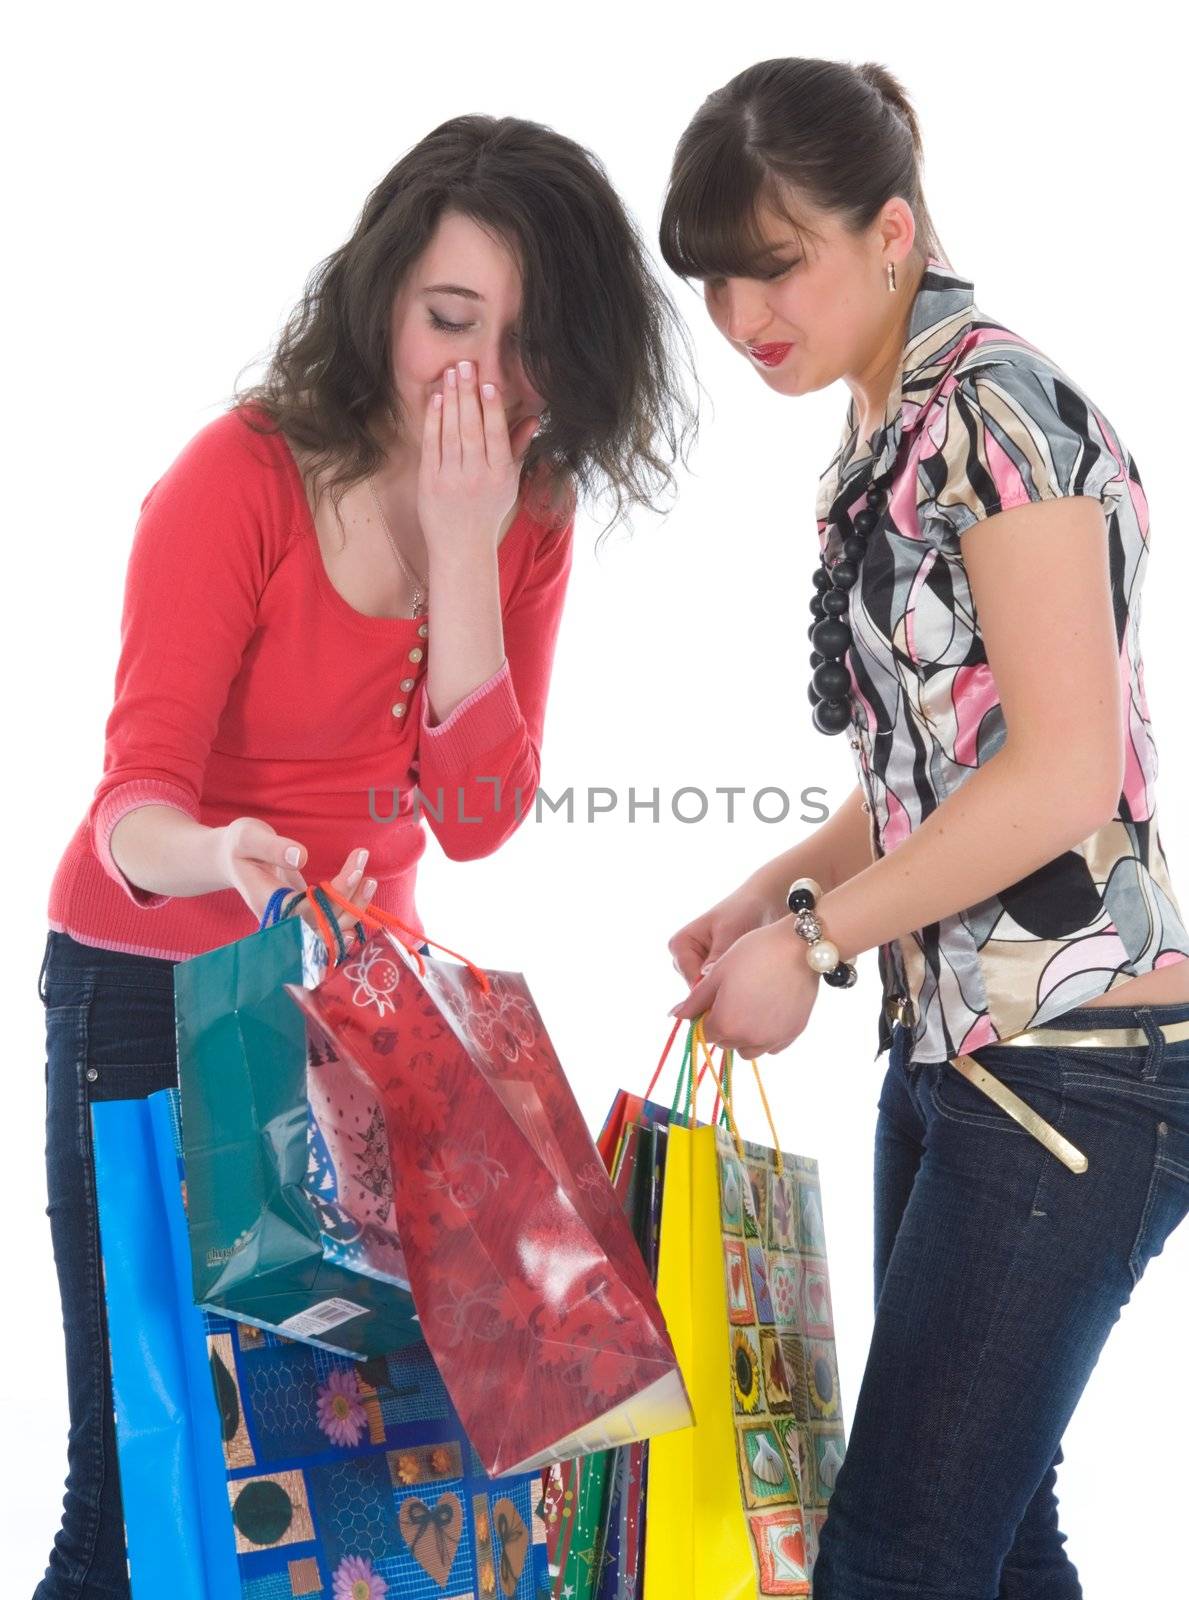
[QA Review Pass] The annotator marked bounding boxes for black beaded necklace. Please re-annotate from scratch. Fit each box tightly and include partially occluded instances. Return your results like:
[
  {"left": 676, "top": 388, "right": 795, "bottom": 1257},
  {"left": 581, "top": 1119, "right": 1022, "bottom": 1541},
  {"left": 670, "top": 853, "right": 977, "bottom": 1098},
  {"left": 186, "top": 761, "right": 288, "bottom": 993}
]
[{"left": 808, "top": 449, "right": 898, "bottom": 735}]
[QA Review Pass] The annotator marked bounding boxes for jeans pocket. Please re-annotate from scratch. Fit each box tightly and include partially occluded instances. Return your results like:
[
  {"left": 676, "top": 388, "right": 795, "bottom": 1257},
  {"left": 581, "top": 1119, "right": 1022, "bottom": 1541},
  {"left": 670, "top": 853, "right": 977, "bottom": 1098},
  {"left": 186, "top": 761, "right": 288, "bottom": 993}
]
[
  {"left": 927, "top": 1052, "right": 1065, "bottom": 1136},
  {"left": 1127, "top": 1117, "right": 1189, "bottom": 1288},
  {"left": 82, "top": 983, "right": 178, "bottom": 1100}
]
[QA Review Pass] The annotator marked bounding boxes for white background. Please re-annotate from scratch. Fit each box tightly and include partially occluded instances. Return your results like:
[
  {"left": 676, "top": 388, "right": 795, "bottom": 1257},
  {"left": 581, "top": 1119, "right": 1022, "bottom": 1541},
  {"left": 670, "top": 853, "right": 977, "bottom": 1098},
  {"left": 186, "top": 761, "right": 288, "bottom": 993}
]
[{"left": 6, "top": 5, "right": 1185, "bottom": 1594}]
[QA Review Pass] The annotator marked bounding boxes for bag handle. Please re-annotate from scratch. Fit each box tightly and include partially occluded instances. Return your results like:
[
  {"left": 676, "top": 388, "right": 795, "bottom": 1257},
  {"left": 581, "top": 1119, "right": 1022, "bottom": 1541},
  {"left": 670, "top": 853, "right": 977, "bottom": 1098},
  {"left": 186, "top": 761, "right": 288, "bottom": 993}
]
[
  {"left": 257, "top": 881, "right": 491, "bottom": 993},
  {"left": 647, "top": 1012, "right": 785, "bottom": 1174},
  {"left": 258, "top": 885, "right": 367, "bottom": 969}
]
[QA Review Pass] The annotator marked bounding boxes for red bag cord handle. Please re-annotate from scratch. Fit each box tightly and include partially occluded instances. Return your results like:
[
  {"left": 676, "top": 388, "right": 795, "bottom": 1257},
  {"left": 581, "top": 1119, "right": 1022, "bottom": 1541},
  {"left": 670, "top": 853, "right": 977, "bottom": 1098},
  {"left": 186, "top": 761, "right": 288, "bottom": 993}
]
[
  {"left": 644, "top": 1014, "right": 721, "bottom": 1107},
  {"left": 644, "top": 1017, "right": 683, "bottom": 1101},
  {"left": 308, "top": 879, "right": 491, "bottom": 994}
]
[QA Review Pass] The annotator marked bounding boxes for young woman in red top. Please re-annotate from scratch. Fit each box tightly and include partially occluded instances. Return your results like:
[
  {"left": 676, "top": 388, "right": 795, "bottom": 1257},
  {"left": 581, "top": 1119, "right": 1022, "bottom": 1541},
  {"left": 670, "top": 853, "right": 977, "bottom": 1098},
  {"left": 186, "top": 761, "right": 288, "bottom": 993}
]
[{"left": 36, "top": 114, "right": 694, "bottom": 1599}]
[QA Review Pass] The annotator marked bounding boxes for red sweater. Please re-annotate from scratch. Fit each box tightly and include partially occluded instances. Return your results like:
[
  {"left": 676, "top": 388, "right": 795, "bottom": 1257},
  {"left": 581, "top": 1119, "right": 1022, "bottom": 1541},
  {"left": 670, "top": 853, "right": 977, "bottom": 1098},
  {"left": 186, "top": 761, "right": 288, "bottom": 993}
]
[{"left": 47, "top": 404, "right": 575, "bottom": 960}]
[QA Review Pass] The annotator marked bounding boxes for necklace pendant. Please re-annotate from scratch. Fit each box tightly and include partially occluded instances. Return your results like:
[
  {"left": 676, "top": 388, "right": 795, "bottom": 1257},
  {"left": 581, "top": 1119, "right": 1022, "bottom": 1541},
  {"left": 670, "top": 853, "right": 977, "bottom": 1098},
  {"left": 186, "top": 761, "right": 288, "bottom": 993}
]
[{"left": 412, "top": 590, "right": 428, "bottom": 618}]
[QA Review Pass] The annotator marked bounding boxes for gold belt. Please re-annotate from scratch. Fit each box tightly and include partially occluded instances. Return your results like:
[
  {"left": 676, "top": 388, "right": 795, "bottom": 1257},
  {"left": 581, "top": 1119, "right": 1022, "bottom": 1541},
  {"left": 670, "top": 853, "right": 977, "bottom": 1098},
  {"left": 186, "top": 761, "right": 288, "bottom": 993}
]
[{"left": 886, "top": 997, "right": 1189, "bottom": 1178}]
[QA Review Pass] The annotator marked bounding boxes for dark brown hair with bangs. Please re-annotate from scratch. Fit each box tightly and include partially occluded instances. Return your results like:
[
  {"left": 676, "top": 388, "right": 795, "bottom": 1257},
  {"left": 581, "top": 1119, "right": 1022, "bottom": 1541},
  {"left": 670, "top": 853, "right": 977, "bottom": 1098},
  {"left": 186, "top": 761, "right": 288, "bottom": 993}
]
[
  {"left": 231, "top": 114, "right": 698, "bottom": 544},
  {"left": 659, "top": 58, "right": 948, "bottom": 283}
]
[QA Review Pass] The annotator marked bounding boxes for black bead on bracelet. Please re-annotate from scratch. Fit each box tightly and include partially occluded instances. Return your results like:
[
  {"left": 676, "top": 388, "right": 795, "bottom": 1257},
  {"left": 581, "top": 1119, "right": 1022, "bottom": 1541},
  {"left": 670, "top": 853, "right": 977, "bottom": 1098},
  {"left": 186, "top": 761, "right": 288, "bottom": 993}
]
[{"left": 786, "top": 877, "right": 858, "bottom": 989}]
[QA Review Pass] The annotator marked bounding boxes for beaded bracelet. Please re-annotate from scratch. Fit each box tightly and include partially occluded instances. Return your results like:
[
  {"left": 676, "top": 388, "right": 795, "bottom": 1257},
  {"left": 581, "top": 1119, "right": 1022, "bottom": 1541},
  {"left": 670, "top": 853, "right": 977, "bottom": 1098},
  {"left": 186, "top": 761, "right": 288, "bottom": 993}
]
[{"left": 786, "top": 877, "right": 858, "bottom": 989}]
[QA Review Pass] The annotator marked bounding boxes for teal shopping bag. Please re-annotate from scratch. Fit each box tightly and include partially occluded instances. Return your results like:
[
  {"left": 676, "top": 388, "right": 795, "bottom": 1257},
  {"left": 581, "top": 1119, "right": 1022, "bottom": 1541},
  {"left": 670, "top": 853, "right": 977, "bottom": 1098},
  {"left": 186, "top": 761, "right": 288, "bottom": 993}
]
[
  {"left": 174, "top": 891, "right": 422, "bottom": 1357},
  {"left": 92, "top": 1088, "right": 552, "bottom": 1599}
]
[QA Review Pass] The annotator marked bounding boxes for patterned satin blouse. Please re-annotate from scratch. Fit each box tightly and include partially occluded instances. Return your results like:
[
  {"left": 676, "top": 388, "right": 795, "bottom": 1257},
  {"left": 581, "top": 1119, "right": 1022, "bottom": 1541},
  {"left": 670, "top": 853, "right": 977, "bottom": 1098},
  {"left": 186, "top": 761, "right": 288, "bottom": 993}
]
[{"left": 815, "top": 256, "right": 1189, "bottom": 1065}]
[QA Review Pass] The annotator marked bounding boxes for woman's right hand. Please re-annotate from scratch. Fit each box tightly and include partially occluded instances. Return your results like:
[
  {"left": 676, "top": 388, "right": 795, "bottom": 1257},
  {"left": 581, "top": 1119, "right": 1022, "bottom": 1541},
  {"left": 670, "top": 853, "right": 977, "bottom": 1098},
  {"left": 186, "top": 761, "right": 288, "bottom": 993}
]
[
  {"left": 216, "top": 817, "right": 378, "bottom": 944},
  {"left": 668, "top": 877, "right": 786, "bottom": 990}
]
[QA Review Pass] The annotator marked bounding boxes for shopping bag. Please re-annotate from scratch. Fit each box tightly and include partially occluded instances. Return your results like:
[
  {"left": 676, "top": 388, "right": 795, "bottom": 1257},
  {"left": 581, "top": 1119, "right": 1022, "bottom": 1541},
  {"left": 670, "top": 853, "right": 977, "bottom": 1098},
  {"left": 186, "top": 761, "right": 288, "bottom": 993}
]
[
  {"left": 542, "top": 1108, "right": 663, "bottom": 1598},
  {"left": 542, "top": 1029, "right": 681, "bottom": 1598},
  {"left": 643, "top": 1018, "right": 847, "bottom": 1598},
  {"left": 174, "top": 886, "right": 422, "bottom": 1356},
  {"left": 282, "top": 886, "right": 694, "bottom": 1476},
  {"left": 92, "top": 1086, "right": 552, "bottom": 1599}
]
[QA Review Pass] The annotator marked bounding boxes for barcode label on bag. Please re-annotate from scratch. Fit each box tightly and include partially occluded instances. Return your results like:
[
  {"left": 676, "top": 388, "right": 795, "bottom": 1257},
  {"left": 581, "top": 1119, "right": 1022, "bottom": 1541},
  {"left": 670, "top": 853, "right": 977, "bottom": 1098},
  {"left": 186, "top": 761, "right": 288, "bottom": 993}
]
[{"left": 277, "top": 1297, "right": 368, "bottom": 1338}]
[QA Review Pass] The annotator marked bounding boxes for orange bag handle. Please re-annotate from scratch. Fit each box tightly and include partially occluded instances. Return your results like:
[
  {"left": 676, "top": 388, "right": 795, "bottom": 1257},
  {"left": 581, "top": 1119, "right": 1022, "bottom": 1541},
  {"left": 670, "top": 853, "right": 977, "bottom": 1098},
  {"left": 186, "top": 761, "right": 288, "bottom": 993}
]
[
  {"left": 656, "top": 1013, "right": 785, "bottom": 1176},
  {"left": 283, "top": 880, "right": 491, "bottom": 994}
]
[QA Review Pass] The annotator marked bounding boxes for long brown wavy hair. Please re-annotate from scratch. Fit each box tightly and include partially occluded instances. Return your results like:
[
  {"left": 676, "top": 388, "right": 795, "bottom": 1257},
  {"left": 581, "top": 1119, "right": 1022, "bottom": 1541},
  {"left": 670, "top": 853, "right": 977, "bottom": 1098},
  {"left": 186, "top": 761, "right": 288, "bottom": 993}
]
[
  {"left": 231, "top": 114, "right": 699, "bottom": 545},
  {"left": 658, "top": 58, "right": 950, "bottom": 283}
]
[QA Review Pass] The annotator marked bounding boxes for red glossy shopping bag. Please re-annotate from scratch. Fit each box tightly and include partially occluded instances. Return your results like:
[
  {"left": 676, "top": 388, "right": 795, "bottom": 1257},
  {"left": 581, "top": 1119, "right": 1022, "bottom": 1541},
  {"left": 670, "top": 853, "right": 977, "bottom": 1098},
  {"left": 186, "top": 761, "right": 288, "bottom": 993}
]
[{"left": 283, "top": 888, "right": 693, "bottom": 1477}]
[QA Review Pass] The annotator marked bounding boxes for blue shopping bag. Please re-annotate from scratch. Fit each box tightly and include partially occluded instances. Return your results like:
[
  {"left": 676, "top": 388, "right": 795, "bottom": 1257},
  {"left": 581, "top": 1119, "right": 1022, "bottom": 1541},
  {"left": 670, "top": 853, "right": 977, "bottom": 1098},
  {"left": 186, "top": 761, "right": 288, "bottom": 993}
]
[{"left": 92, "top": 1088, "right": 551, "bottom": 1600}]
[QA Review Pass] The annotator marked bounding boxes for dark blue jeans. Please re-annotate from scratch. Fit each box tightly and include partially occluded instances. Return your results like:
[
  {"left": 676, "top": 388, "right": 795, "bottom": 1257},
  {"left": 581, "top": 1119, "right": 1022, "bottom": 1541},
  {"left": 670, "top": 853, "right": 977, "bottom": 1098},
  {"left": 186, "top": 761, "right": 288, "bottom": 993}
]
[
  {"left": 37, "top": 929, "right": 179, "bottom": 1599},
  {"left": 36, "top": 926, "right": 434, "bottom": 1598},
  {"left": 813, "top": 998, "right": 1189, "bottom": 1599}
]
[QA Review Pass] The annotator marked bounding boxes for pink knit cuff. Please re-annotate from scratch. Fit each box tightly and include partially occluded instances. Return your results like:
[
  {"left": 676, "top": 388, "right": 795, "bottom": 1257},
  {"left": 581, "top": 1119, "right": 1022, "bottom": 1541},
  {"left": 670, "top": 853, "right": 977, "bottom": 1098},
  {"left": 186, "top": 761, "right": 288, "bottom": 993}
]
[
  {"left": 419, "top": 658, "right": 522, "bottom": 770},
  {"left": 92, "top": 779, "right": 202, "bottom": 909}
]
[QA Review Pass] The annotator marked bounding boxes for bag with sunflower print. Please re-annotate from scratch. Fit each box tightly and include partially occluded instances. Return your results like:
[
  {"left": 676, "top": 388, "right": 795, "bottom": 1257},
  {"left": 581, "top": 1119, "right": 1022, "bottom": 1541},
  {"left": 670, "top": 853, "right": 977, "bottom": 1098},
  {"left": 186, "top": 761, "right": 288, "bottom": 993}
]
[
  {"left": 643, "top": 1019, "right": 847, "bottom": 1598},
  {"left": 91, "top": 1086, "right": 553, "bottom": 1600}
]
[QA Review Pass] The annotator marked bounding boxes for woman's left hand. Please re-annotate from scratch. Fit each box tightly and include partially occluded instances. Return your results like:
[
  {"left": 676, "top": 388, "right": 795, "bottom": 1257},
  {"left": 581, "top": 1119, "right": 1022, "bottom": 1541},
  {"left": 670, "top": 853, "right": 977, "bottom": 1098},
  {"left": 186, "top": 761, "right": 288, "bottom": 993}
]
[
  {"left": 668, "top": 919, "right": 821, "bottom": 1058},
  {"left": 419, "top": 360, "right": 541, "bottom": 558}
]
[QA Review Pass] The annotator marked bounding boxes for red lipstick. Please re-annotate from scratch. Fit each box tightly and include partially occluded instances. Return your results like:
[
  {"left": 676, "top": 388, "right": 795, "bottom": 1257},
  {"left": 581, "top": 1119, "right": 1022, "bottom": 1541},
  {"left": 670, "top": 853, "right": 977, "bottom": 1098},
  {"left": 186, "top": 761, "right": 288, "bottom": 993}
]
[{"left": 747, "top": 341, "right": 794, "bottom": 368}]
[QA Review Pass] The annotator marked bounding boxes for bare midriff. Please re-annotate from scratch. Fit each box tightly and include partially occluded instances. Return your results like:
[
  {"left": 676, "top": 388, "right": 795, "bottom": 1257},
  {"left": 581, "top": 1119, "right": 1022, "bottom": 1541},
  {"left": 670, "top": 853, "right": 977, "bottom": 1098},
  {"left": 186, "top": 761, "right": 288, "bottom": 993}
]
[{"left": 1078, "top": 955, "right": 1189, "bottom": 1010}]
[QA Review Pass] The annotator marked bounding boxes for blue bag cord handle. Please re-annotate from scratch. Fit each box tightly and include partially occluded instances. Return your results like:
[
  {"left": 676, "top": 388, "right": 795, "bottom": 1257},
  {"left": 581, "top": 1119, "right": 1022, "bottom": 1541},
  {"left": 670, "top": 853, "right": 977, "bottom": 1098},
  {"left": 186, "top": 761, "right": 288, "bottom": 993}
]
[
  {"left": 257, "top": 884, "right": 367, "bottom": 966},
  {"left": 258, "top": 887, "right": 293, "bottom": 929}
]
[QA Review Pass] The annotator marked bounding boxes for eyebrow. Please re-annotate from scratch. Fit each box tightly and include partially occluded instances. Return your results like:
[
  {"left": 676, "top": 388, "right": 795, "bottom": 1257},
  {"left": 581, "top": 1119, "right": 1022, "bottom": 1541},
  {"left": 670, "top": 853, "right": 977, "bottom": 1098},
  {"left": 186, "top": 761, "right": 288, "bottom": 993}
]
[{"left": 420, "top": 283, "right": 485, "bottom": 300}]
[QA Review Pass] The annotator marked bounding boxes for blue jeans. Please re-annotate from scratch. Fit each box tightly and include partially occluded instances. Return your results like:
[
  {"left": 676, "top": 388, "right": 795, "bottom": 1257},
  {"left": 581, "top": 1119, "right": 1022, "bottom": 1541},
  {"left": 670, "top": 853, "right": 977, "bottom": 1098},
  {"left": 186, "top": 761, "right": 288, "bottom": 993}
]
[
  {"left": 36, "top": 927, "right": 434, "bottom": 1598},
  {"left": 812, "top": 998, "right": 1189, "bottom": 1599},
  {"left": 37, "top": 930, "right": 179, "bottom": 1599}
]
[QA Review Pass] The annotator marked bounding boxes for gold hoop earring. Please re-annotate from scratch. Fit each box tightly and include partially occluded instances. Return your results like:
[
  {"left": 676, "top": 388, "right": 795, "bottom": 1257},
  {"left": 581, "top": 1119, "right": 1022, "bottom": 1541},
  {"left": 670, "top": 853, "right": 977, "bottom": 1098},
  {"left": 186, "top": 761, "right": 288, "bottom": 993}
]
[{"left": 886, "top": 261, "right": 897, "bottom": 292}]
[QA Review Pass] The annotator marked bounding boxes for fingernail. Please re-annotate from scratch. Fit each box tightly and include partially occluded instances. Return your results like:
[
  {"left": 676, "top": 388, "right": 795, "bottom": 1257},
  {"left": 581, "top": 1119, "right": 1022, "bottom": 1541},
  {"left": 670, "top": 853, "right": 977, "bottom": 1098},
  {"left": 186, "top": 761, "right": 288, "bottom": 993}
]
[
  {"left": 356, "top": 848, "right": 368, "bottom": 869},
  {"left": 458, "top": 359, "right": 473, "bottom": 379},
  {"left": 701, "top": 961, "right": 715, "bottom": 974},
  {"left": 481, "top": 382, "right": 496, "bottom": 399},
  {"left": 285, "top": 846, "right": 303, "bottom": 866},
  {"left": 446, "top": 367, "right": 457, "bottom": 387},
  {"left": 362, "top": 878, "right": 377, "bottom": 897}
]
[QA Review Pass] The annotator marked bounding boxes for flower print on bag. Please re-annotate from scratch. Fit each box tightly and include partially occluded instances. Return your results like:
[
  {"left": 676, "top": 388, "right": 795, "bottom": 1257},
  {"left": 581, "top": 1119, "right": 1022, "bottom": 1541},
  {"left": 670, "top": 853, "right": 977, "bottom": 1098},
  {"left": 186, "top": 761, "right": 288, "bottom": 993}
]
[
  {"left": 344, "top": 942, "right": 408, "bottom": 1018},
  {"left": 432, "top": 1280, "right": 515, "bottom": 1347},
  {"left": 456, "top": 976, "right": 541, "bottom": 1065},
  {"left": 422, "top": 1129, "right": 510, "bottom": 1215},
  {"left": 333, "top": 1554, "right": 387, "bottom": 1600},
  {"left": 315, "top": 1366, "right": 367, "bottom": 1448}
]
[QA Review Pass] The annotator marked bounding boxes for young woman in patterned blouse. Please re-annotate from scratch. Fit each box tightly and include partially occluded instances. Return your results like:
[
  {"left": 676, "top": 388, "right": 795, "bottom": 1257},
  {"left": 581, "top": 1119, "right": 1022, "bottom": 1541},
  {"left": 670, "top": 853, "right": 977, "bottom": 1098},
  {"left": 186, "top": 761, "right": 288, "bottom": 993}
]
[{"left": 665, "top": 55, "right": 1189, "bottom": 1599}]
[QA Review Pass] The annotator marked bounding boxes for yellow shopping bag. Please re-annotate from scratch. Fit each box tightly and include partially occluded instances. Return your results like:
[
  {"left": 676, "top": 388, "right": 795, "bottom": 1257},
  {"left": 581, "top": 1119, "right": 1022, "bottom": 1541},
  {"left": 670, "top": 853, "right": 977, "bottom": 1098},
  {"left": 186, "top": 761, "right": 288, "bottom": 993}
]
[{"left": 645, "top": 1019, "right": 838, "bottom": 1598}]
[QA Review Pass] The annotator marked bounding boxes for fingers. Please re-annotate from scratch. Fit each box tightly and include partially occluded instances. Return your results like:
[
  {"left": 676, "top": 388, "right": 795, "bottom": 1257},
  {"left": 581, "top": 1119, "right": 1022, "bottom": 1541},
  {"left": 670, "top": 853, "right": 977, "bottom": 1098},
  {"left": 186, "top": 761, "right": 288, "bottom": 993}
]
[
  {"left": 237, "top": 860, "right": 300, "bottom": 926},
  {"left": 339, "top": 848, "right": 368, "bottom": 895},
  {"left": 669, "top": 932, "right": 709, "bottom": 988},
  {"left": 336, "top": 875, "right": 376, "bottom": 940},
  {"left": 325, "top": 849, "right": 373, "bottom": 930},
  {"left": 733, "top": 1043, "right": 768, "bottom": 1062},
  {"left": 699, "top": 1017, "right": 769, "bottom": 1061},
  {"left": 479, "top": 378, "right": 513, "bottom": 471},
  {"left": 421, "top": 379, "right": 442, "bottom": 481},
  {"left": 441, "top": 363, "right": 462, "bottom": 470},
  {"left": 455, "top": 359, "right": 486, "bottom": 465},
  {"left": 247, "top": 825, "right": 306, "bottom": 893}
]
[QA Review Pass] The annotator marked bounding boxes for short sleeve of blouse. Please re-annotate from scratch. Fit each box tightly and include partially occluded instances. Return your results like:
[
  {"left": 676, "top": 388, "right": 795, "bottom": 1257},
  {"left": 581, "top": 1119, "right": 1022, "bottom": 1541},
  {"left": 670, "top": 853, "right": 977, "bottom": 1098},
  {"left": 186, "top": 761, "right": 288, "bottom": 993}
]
[{"left": 919, "top": 363, "right": 1129, "bottom": 539}]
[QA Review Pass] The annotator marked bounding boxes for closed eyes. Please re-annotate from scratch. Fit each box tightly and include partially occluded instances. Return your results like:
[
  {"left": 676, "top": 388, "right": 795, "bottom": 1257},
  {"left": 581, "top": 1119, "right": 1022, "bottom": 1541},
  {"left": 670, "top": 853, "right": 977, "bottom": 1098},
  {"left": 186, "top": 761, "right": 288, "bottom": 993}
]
[
  {"left": 705, "top": 259, "right": 800, "bottom": 292},
  {"left": 429, "top": 310, "right": 522, "bottom": 342}
]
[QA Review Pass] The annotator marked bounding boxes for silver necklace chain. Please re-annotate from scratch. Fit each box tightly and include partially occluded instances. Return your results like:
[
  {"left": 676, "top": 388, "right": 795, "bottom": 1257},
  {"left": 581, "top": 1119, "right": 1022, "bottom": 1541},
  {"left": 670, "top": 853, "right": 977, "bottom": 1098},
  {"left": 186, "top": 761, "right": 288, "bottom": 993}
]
[{"left": 366, "top": 476, "right": 428, "bottom": 619}]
